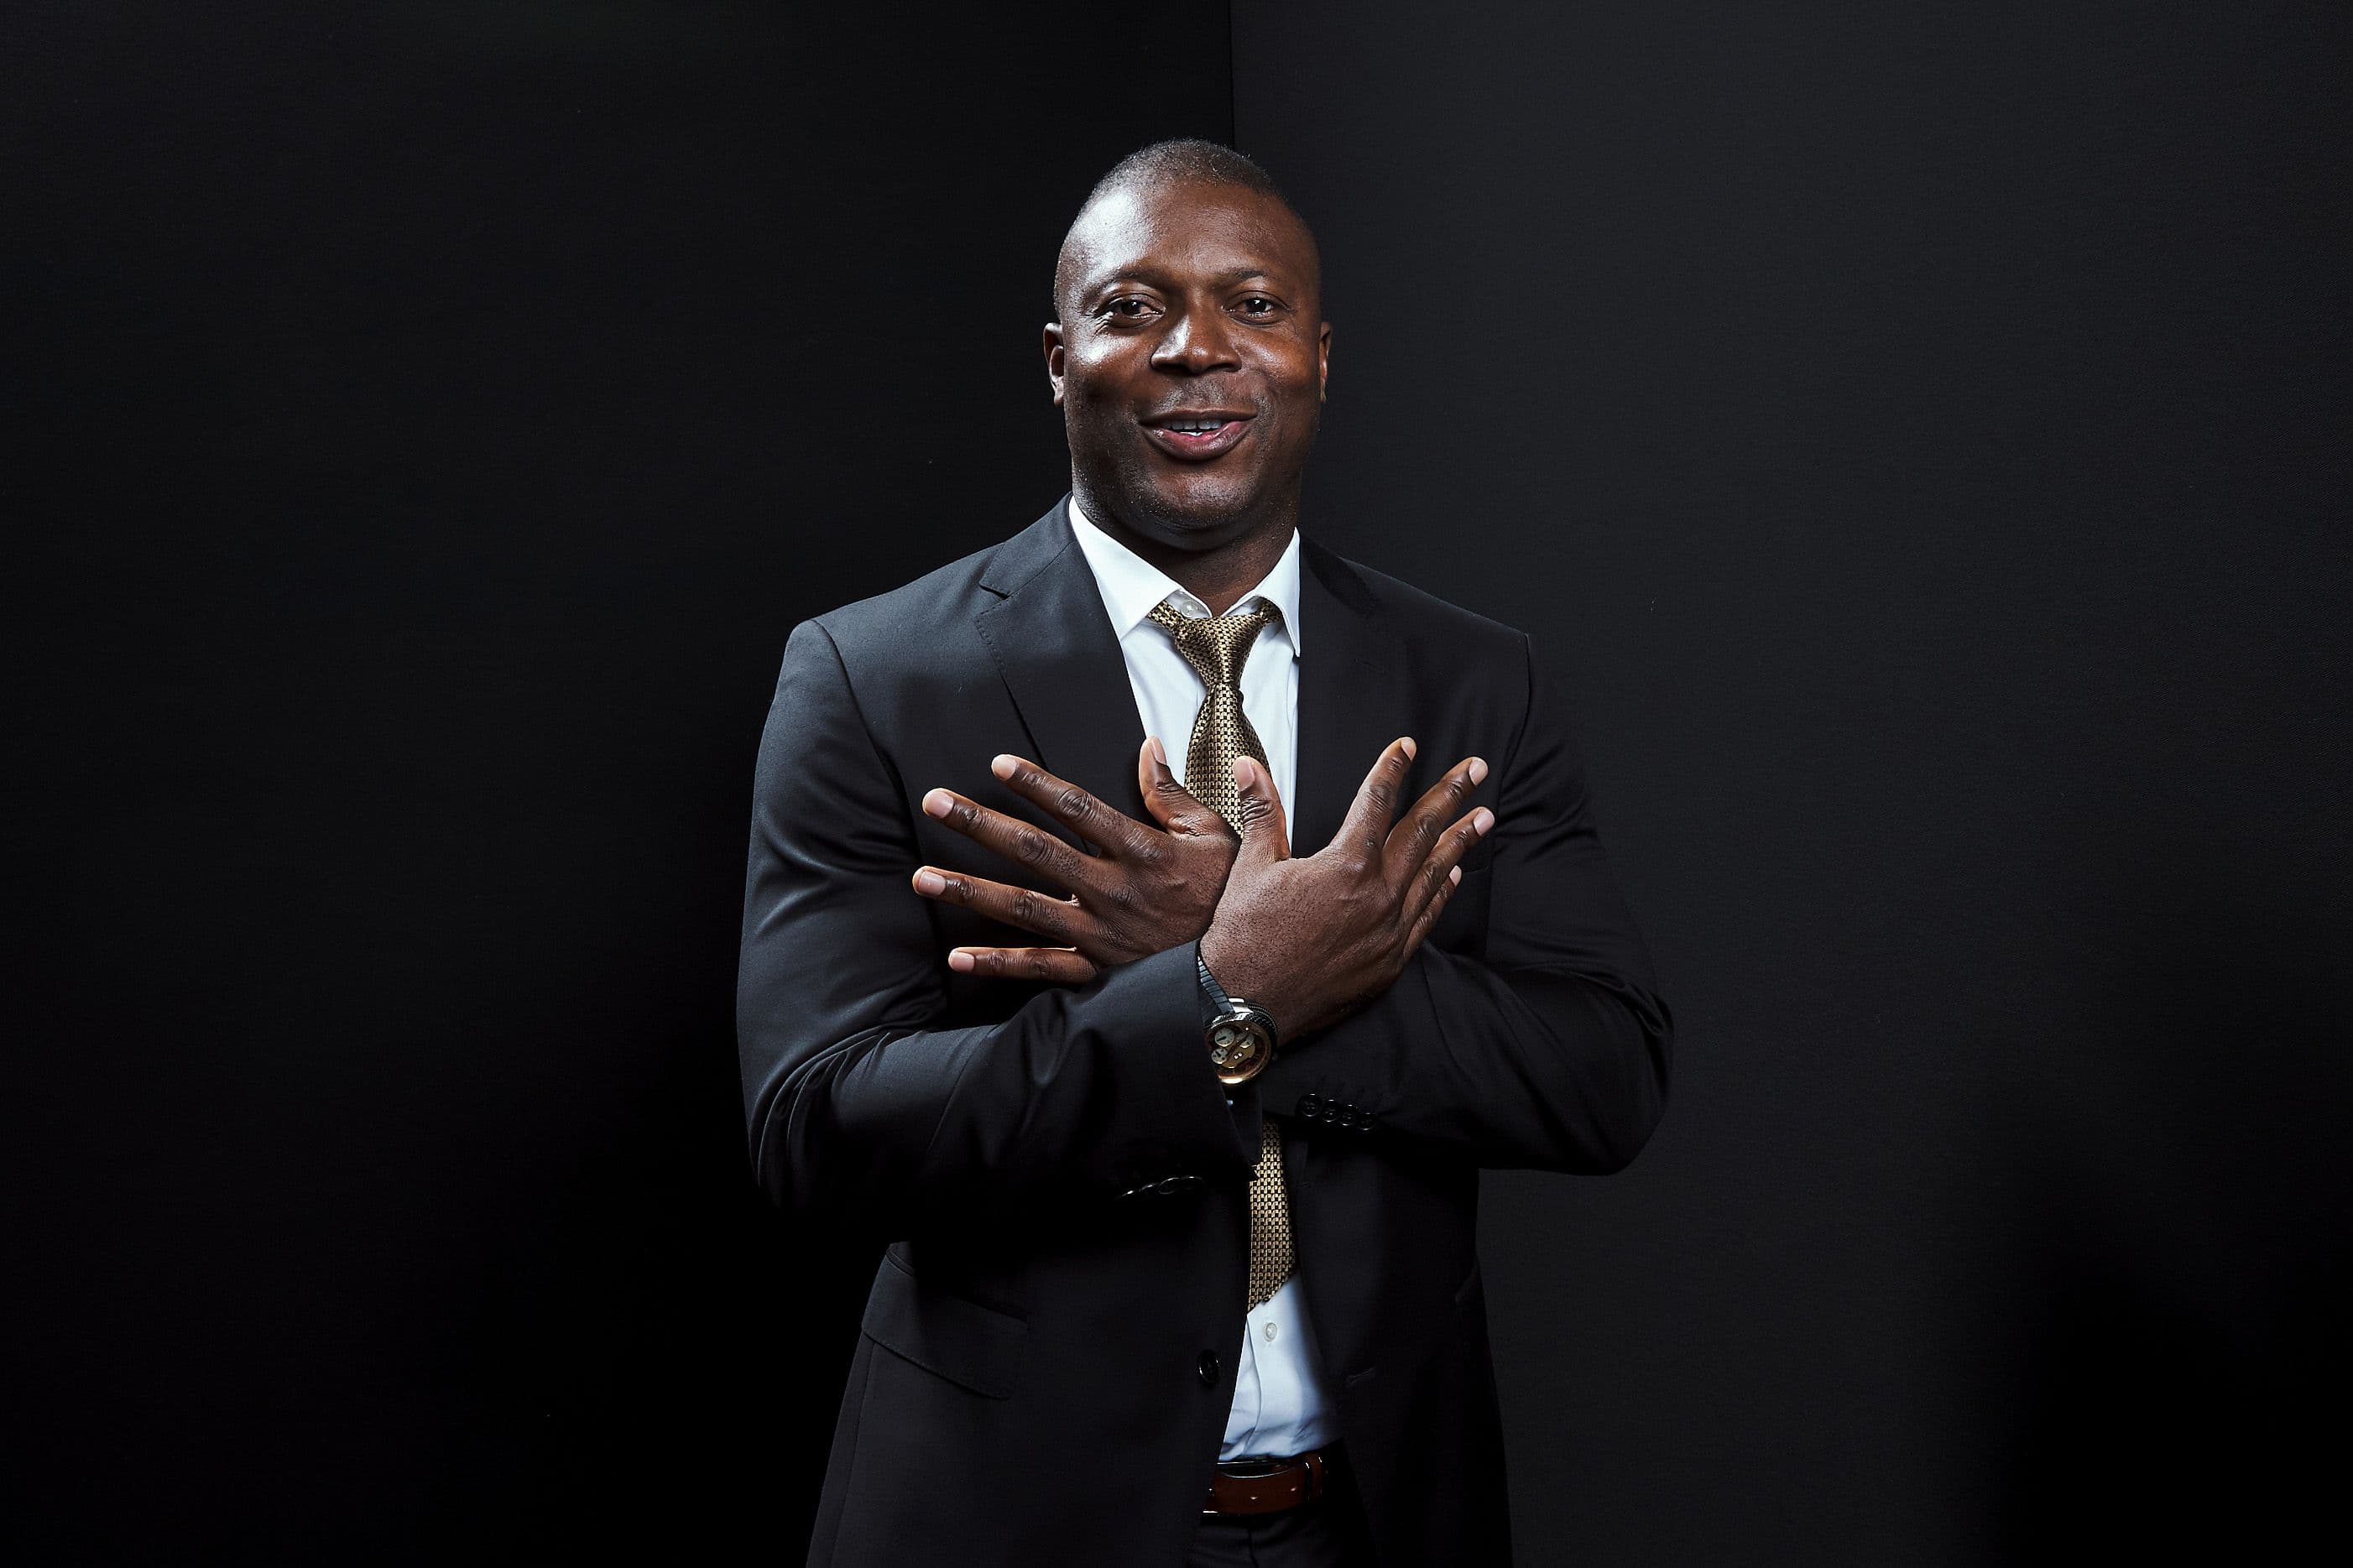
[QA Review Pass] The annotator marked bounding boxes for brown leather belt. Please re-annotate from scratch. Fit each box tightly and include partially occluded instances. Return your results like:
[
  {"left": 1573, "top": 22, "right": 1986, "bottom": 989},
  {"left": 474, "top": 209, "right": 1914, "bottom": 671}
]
[{"left": 1203, "top": 1447, "right": 1336, "bottom": 1516}]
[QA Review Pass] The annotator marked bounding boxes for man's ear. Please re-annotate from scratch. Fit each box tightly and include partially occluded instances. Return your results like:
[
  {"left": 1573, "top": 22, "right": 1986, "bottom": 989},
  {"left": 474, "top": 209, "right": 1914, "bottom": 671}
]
[
  {"left": 1043, "top": 321, "right": 1067, "bottom": 407},
  {"left": 1317, "top": 320, "right": 1333, "bottom": 403}
]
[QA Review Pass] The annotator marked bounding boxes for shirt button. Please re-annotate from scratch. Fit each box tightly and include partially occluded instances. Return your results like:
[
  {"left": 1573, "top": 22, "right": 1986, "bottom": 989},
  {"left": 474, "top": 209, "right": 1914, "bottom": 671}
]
[
  {"left": 1198, "top": 1351, "right": 1221, "bottom": 1387},
  {"left": 1263, "top": 1321, "right": 1278, "bottom": 1341}
]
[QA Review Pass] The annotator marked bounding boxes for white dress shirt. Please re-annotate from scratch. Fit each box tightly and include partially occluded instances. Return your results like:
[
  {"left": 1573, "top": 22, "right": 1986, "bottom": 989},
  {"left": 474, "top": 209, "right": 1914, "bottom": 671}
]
[{"left": 1066, "top": 492, "right": 1338, "bottom": 1461}]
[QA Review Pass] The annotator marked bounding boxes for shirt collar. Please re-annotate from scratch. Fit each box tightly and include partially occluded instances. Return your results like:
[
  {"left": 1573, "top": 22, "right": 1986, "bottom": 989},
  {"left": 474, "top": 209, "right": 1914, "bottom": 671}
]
[{"left": 1066, "top": 492, "right": 1303, "bottom": 656}]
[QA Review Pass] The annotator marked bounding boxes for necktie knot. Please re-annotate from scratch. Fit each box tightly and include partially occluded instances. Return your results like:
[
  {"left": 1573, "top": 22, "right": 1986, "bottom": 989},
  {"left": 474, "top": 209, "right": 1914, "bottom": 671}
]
[{"left": 1146, "top": 597, "right": 1280, "bottom": 689}]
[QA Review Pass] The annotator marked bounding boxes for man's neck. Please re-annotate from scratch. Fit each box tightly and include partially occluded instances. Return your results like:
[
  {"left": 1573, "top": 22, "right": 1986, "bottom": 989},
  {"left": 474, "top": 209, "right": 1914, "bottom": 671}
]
[{"left": 1072, "top": 482, "right": 1299, "bottom": 616}]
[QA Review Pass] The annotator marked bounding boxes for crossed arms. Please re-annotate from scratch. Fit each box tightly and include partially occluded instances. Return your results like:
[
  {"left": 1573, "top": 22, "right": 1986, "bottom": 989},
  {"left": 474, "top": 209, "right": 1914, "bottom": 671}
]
[{"left": 736, "top": 619, "right": 1671, "bottom": 1235}]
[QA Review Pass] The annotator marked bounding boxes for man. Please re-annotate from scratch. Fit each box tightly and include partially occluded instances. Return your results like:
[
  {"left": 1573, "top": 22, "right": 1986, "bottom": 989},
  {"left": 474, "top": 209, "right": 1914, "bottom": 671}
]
[{"left": 737, "top": 140, "right": 1670, "bottom": 1567}]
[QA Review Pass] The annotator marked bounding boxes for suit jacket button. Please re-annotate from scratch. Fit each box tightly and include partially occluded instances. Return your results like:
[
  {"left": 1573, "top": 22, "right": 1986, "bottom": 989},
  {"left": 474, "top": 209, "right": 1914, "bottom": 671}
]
[
  {"left": 1198, "top": 1351, "right": 1221, "bottom": 1388},
  {"left": 1298, "top": 1094, "right": 1323, "bottom": 1119}
]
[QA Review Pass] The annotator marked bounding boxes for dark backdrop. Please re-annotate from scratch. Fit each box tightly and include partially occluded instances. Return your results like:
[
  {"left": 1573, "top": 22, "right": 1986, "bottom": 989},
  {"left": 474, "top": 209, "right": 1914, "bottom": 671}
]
[
  {"left": 12, "top": 1, "right": 2348, "bottom": 1561},
  {"left": 10, "top": 3, "right": 1229, "bottom": 1560},
  {"left": 1235, "top": 2, "right": 2352, "bottom": 1560}
]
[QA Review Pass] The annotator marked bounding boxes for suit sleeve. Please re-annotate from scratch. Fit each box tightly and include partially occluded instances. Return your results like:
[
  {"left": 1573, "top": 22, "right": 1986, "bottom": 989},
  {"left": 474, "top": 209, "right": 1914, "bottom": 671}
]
[
  {"left": 1263, "top": 634, "right": 1673, "bottom": 1173},
  {"left": 735, "top": 620, "right": 1258, "bottom": 1234}
]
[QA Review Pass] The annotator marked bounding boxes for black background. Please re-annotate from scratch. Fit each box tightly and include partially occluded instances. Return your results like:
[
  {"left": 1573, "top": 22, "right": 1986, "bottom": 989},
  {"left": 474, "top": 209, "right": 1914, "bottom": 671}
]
[{"left": 11, "top": 2, "right": 2348, "bottom": 1560}]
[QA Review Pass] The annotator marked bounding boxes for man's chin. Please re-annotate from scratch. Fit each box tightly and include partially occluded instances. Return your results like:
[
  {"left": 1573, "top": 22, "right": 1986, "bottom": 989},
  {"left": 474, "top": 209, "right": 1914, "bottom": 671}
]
[{"left": 1117, "top": 475, "right": 1267, "bottom": 546}]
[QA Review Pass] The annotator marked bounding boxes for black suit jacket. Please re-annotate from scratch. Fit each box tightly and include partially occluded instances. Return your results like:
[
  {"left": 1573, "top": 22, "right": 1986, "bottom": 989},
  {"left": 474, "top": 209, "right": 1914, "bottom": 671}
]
[{"left": 737, "top": 497, "right": 1671, "bottom": 1567}]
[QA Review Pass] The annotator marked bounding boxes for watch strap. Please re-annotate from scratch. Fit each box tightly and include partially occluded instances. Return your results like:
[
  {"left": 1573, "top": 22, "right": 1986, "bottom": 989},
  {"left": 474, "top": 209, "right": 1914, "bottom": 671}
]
[{"left": 1197, "top": 949, "right": 1234, "bottom": 1016}]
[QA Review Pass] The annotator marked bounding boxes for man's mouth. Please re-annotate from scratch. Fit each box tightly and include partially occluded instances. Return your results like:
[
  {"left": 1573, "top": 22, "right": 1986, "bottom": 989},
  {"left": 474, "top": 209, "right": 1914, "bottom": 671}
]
[{"left": 1139, "top": 409, "right": 1255, "bottom": 462}]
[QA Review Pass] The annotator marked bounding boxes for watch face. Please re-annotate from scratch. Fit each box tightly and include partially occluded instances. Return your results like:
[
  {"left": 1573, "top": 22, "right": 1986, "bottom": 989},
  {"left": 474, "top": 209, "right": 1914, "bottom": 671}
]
[{"left": 1209, "top": 1017, "right": 1271, "bottom": 1084}]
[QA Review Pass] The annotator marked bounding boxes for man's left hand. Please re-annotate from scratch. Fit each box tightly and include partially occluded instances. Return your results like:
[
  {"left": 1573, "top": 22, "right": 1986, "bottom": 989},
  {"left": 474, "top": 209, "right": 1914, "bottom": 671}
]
[{"left": 910, "top": 737, "right": 1234, "bottom": 985}]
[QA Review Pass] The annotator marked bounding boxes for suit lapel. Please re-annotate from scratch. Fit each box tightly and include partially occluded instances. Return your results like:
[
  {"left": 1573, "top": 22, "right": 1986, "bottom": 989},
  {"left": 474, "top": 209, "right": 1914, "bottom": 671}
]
[
  {"left": 973, "top": 497, "right": 1150, "bottom": 820},
  {"left": 1291, "top": 537, "right": 1409, "bottom": 858},
  {"left": 973, "top": 505, "right": 1406, "bottom": 850}
]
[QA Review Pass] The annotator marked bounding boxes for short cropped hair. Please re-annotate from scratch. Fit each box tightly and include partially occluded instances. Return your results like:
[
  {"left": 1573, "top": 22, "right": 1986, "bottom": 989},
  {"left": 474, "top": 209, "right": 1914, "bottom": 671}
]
[{"left": 1083, "top": 138, "right": 1290, "bottom": 212}]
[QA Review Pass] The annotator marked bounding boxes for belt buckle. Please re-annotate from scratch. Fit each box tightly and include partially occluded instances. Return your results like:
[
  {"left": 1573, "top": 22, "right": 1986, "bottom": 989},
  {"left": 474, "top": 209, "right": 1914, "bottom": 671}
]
[{"left": 1215, "top": 1454, "right": 1295, "bottom": 1480}]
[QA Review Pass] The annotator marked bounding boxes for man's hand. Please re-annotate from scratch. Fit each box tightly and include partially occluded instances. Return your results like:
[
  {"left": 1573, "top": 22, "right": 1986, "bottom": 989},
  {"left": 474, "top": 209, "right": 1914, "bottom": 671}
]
[
  {"left": 1199, "top": 739, "right": 1492, "bottom": 1040},
  {"left": 910, "top": 737, "right": 1237, "bottom": 985}
]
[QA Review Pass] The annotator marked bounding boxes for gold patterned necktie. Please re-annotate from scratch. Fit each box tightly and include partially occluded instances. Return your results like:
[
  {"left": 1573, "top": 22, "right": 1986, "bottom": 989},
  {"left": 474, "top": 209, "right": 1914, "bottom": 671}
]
[{"left": 1145, "top": 595, "right": 1294, "bottom": 1310}]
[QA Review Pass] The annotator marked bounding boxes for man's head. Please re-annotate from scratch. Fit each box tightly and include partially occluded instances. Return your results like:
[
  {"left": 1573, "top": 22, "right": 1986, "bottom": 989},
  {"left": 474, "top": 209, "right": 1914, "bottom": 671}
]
[{"left": 1046, "top": 141, "right": 1329, "bottom": 555}]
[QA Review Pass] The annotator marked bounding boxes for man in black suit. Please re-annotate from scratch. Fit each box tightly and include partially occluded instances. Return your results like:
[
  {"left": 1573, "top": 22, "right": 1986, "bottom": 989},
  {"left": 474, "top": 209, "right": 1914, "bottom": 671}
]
[{"left": 737, "top": 140, "right": 1671, "bottom": 1566}]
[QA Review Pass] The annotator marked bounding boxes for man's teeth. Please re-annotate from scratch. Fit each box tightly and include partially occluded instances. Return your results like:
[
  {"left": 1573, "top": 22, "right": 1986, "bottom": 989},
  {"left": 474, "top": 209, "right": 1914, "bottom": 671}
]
[{"left": 1165, "top": 419, "right": 1228, "bottom": 432}]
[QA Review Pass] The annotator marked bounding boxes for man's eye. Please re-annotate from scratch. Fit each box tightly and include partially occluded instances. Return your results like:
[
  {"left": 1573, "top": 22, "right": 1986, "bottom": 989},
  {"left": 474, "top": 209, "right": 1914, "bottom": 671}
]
[{"left": 1105, "top": 298, "right": 1154, "bottom": 319}]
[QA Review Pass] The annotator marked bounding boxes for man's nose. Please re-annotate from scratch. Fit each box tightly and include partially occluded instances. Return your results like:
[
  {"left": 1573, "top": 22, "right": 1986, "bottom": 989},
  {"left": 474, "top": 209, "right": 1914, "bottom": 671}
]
[{"left": 1150, "top": 305, "right": 1242, "bottom": 375}]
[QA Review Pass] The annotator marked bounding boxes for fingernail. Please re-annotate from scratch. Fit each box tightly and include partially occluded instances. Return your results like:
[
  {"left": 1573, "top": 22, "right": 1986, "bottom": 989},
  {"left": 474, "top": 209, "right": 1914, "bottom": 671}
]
[
  {"left": 1150, "top": 735, "right": 1168, "bottom": 768},
  {"left": 1400, "top": 737, "right": 1417, "bottom": 760},
  {"left": 1468, "top": 757, "right": 1488, "bottom": 784},
  {"left": 1474, "top": 808, "right": 1495, "bottom": 835},
  {"left": 914, "top": 869, "right": 947, "bottom": 894},
  {"left": 948, "top": 950, "right": 975, "bottom": 972},
  {"left": 1449, "top": 866, "right": 1463, "bottom": 885},
  {"left": 1234, "top": 757, "right": 1254, "bottom": 786},
  {"left": 990, "top": 755, "right": 1017, "bottom": 780},
  {"left": 922, "top": 790, "right": 953, "bottom": 819}
]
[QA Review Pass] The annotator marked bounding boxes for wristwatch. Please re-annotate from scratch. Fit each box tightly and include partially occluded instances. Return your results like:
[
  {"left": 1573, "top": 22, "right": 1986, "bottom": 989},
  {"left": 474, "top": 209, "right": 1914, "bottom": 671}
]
[{"left": 1197, "top": 950, "right": 1279, "bottom": 1086}]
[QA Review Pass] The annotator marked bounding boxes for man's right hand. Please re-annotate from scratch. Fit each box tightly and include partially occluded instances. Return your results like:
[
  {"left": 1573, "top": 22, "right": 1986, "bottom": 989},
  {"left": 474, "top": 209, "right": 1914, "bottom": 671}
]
[
  {"left": 1198, "top": 739, "right": 1492, "bottom": 1042},
  {"left": 910, "top": 736, "right": 1239, "bottom": 985}
]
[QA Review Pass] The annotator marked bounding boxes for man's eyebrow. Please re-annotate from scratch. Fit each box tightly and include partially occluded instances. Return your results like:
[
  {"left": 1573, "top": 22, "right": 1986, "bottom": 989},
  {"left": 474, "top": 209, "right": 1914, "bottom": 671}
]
[{"left": 1083, "top": 263, "right": 1284, "bottom": 299}]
